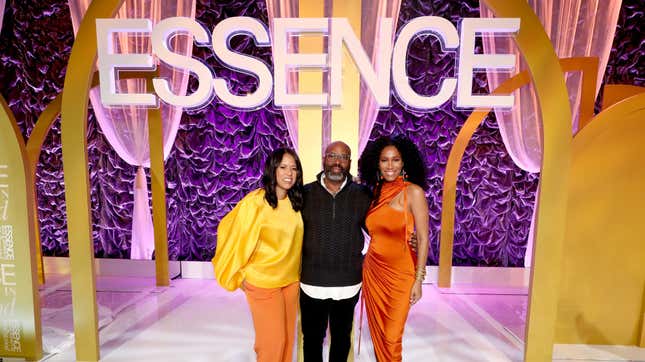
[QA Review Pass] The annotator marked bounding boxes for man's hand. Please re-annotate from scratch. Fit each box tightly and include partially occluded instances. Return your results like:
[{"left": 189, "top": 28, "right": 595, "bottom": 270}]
[{"left": 408, "top": 231, "right": 418, "bottom": 253}]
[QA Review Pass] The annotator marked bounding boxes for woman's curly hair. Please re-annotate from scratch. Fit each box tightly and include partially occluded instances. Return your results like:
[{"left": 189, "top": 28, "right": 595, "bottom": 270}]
[{"left": 358, "top": 135, "right": 428, "bottom": 203}]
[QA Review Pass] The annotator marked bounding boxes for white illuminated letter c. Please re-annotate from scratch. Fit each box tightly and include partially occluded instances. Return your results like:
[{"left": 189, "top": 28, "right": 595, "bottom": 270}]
[{"left": 392, "top": 16, "right": 459, "bottom": 110}]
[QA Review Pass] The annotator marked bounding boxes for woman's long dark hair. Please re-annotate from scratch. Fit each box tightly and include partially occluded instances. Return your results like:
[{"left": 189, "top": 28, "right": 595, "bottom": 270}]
[
  {"left": 262, "top": 148, "right": 304, "bottom": 211},
  {"left": 358, "top": 135, "right": 428, "bottom": 205}
]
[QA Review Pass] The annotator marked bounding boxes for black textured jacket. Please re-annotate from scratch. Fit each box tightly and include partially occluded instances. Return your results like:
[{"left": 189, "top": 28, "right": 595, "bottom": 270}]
[{"left": 300, "top": 173, "right": 372, "bottom": 286}]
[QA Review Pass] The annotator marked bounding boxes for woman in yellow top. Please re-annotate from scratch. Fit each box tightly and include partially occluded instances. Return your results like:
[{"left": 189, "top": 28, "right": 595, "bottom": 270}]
[{"left": 213, "top": 148, "right": 304, "bottom": 362}]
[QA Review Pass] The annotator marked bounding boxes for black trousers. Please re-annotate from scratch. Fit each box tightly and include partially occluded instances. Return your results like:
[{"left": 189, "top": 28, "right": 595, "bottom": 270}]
[{"left": 299, "top": 288, "right": 360, "bottom": 362}]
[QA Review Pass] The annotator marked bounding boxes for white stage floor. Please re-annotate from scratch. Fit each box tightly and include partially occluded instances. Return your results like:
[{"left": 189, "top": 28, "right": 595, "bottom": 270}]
[{"left": 18, "top": 273, "right": 645, "bottom": 361}]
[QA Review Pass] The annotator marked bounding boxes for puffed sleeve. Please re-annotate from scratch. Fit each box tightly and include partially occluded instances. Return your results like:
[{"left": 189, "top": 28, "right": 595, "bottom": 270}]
[{"left": 212, "top": 191, "right": 263, "bottom": 291}]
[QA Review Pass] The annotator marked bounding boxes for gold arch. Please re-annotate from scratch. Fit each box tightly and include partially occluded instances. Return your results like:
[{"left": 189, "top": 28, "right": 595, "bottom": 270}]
[
  {"left": 438, "top": 70, "right": 530, "bottom": 289},
  {"left": 27, "top": 71, "right": 159, "bottom": 286},
  {"left": 438, "top": 56, "right": 599, "bottom": 289}
]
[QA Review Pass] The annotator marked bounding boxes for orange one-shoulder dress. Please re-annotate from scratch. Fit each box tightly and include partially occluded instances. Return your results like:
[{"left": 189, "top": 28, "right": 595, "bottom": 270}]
[{"left": 362, "top": 176, "right": 416, "bottom": 361}]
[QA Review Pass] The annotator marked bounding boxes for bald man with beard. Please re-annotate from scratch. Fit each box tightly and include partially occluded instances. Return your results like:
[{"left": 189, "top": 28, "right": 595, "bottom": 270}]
[{"left": 299, "top": 141, "right": 372, "bottom": 362}]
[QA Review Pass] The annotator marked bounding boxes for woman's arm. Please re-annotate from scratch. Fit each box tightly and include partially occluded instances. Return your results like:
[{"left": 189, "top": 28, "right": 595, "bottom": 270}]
[
  {"left": 407, "top": 184, "right": 429, "bottom": 305},
  {"left": 212, "top": 190, "right": 263, "bottom": 291}
]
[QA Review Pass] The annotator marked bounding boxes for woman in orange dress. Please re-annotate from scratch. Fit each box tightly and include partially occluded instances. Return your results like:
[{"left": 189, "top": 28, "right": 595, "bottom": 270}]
[{"left": 358, "top": 135, "right": 429, "bottom": 361}]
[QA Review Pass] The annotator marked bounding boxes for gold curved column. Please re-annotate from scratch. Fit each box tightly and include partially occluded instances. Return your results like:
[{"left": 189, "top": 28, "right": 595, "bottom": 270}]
[
  {"left": 26, "top": 94, "right": 62, "bottom": 286},
  {"left": 60, "top": 0, "right": 124, "bottom": 360},
  {"left": 480, "top": 2, "right": 572, "bottom": 360},
  {"left": 0, "top": 95, "right": 42, "bottom": 360}
]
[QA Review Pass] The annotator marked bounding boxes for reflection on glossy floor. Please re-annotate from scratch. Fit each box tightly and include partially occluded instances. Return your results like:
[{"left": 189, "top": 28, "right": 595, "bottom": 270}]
[{"left": 32, "top": 274, "right": 645, "bottom": 362}]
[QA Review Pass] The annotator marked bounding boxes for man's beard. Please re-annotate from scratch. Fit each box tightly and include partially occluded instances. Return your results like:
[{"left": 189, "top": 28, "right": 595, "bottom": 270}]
[{"left": 325, "top": 169, "right": 346, "bottom": 182}]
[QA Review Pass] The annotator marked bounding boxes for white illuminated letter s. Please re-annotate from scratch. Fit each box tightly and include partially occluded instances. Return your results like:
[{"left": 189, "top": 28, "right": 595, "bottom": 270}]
[
  {"left": 152, "top": 17, "right": 214, "bottom": 109},
  {"left": 211, "top": 17, "right": 273, "bottom": 110}
]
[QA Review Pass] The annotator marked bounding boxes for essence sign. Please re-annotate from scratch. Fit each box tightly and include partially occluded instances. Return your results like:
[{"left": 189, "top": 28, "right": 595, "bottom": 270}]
[{"left": 96, "top": 16, "right": 520, "bottom": 110}]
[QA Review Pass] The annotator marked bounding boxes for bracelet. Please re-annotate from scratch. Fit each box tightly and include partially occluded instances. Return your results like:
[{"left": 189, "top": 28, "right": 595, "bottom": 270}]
[{"left": 415, "top": 267, "right": 426, "bottom": 282}]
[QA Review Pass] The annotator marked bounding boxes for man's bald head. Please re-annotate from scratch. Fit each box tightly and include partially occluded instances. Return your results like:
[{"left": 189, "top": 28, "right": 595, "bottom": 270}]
[{"left": 324, "top": 141, "right": 351, "bottom": 157}]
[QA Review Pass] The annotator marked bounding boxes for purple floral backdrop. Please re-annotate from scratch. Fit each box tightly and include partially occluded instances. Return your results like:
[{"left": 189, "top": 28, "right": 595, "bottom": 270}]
[{"left": 0, "top": 0, "right": 642, "bottom": 265}]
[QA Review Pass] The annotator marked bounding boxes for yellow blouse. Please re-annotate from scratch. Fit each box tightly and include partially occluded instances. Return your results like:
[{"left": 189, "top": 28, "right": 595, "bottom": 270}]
[{"left": 212, "top": 188, "right": 303, "bottom": 291}]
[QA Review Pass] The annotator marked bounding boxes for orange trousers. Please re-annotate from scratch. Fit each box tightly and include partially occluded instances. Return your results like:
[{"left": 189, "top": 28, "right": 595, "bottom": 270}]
[{"left": 243, "top": 281, "right": 299, "bottom": 362}]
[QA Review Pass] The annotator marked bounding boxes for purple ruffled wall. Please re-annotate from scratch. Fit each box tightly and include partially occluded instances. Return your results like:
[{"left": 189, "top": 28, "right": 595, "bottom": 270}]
[{"left": 0, "top": 0, "right": 641, "bottom": 265}]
